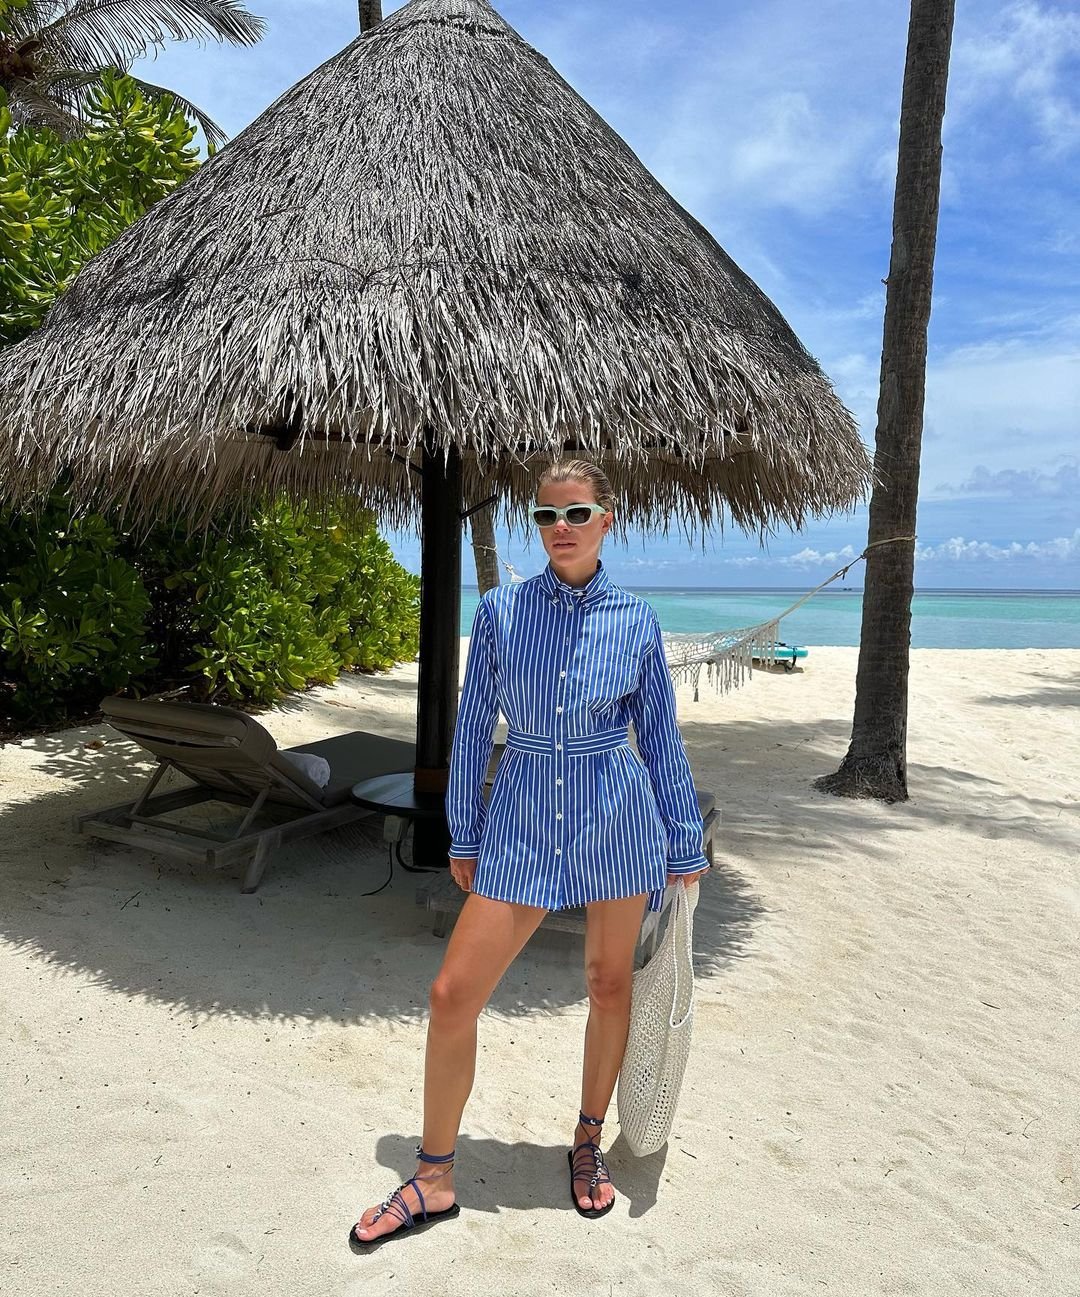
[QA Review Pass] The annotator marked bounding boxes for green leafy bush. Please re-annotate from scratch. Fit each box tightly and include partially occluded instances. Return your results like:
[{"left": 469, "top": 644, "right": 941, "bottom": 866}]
[
  {"left": 141, "top": 498, "right": 420, "bottom": 706},
  {"left": 0, "top": 493, "right": 420, "bottom": 724},
  {"left": 0, "top": 492, "right": 155, "bottom": 720},
  {"left": 0, "top": 73, "right": 198, "bottom": 345}
]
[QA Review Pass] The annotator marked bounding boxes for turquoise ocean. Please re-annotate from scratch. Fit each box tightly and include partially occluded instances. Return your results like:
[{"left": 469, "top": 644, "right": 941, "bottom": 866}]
[{"left": 460, "top": 588, "right": 1080, "bottom": 649}]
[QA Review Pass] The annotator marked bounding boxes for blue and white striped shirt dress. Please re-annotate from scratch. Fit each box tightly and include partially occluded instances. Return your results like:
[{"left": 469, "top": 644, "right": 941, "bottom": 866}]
[{"left": 446, "top": 561, "right": 710, "bottom": 913}]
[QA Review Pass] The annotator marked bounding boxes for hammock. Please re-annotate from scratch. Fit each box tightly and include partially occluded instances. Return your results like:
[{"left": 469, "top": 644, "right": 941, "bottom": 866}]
[
  {"left": 660, "top": 538, "right": 914, "bottom": 699},
  {"left": 664, "top": 619, "right": 781, "bottom": 699}
]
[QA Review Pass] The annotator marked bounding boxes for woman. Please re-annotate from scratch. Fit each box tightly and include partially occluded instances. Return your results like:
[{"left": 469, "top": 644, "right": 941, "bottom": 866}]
[{"left": 351, "top": 460, "right": 709, "bottom": 1246}]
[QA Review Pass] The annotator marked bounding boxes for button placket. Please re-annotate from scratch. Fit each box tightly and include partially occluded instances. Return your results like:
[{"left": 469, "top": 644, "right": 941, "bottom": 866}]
[{"left": 552, "top": 589, "right": 581, "bottom": 901}]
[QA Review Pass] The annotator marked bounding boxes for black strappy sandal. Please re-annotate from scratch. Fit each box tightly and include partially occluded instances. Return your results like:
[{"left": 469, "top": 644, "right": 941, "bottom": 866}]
[
  {"left": 568, "top": 1111, "right": 615, "bottom": 1219},
  {"left": 349, "top": 1146, "right": 460, "bottom": 1250}
]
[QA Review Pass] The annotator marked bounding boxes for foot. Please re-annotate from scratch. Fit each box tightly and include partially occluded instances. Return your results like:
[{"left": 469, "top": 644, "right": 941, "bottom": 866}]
[
  {"left": 570, "top": 1116, "right": 615, "bottom": 1213},
  {"left": 351, "top": 1157, "right": 457, "bottom": 1244}
]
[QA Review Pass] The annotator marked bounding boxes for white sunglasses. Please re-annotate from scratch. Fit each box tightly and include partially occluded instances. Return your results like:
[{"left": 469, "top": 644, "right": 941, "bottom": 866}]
[{"left": 529, "top": 502, "right": 609, "bottom": 528}]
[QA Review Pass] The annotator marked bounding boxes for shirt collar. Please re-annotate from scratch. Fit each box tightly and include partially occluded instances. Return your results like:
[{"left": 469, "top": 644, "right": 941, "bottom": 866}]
[{"left": 538, "top": 560, "right": 611, "bottom": 606}]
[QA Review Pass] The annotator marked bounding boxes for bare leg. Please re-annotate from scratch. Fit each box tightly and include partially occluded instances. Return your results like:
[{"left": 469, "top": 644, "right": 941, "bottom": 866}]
[
  {"left": 353, "top": 894, "right": 547, "bottom": 1242},
  {"left": 572, "top": 892, "right": 648, "bottom": 1211}
]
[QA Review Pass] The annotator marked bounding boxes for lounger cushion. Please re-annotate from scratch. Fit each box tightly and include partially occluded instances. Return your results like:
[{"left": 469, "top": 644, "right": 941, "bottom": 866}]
[
  {"left": 102, "top": 697, "right": 328, "bottom": 803},
  {"left": 287, "top": 731, "right": 415, "bottom": 807}
]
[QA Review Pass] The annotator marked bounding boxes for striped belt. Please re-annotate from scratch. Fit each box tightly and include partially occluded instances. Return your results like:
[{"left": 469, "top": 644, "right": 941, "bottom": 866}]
[{"left": 505, "top": 727, "right": 629, "bottom": 756}]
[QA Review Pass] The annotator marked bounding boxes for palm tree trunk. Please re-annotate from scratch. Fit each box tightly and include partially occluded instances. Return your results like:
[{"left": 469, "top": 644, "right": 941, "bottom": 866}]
[
  {"left": 815, "top": 0, "right": 955, "bottom": 803},
  {"left": 359, "top": 1, "right": 383, "bottom": 33},
  {"left": 470, "top": 507, "right": 502, "bottom": 594}
]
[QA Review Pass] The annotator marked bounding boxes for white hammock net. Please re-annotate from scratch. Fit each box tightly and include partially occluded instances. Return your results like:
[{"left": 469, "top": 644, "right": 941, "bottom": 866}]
[{"left": 663, "top": 619, "right": 781, "bottom": 700}]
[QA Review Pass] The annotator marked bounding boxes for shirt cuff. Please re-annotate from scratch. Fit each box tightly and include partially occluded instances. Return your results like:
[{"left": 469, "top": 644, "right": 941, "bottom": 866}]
[
  {"left": 449, "top": 842, "right": 481, "bottom": 859},
  {"left": 666, "top": 852, "right": 710, "bottom": 875}
]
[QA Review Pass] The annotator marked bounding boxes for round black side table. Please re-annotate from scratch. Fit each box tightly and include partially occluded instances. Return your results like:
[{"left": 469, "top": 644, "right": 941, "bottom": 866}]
[{"left": 351, "top": 772, "right": 452, "bottom": 873}]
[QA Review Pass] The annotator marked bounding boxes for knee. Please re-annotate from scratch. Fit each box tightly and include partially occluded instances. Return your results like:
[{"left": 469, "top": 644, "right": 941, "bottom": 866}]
[
  {"left": 429, "top": 972, "right": 481, "bottom": 1026},
  {"left": 585, "top": 961, "right": 633, "bottom": 1013}
]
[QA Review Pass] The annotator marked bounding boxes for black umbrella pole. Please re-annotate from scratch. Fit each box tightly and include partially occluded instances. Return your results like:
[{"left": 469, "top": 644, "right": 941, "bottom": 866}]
[{"left": 412, "top": 442, "right": 462, "bottom": 864}]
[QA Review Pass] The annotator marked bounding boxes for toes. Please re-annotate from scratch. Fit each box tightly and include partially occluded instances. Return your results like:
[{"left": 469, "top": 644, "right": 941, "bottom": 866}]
[{"left": 353, "top": 1206, "right": 384, "bottom": 1239}]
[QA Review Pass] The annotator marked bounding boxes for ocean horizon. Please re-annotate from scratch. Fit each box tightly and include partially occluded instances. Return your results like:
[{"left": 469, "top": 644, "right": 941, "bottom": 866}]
[{"left": 458, "top": 586, "right": 1080, "bottom": 650}]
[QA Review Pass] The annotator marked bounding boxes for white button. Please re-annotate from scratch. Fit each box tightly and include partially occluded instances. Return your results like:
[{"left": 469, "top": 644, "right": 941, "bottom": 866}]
[
  {"left": 555, "top": 848, "right": 562, "bottom": 855},
  {"left": 556, "top": 706, "right": 563, "bottom": 714},
  {"left": 560, "top": 671, "right": 566, "bottom": 678},
  {"left": 556, "top": 778, "right": 563, "bottom": 786},
  {"left": 556, "top": 813, "right": 563, "bottom": 820},
  {"left": 555, "top": 743, "right": 562, "bottom": 751}
]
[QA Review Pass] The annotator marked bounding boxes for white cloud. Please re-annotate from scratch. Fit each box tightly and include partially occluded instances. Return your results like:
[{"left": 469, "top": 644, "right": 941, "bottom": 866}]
[
  {"left": 713, "top": 531, "right": 1080, "bottom": 571},
  {"left": 954, "top": 1, "right": 1080, "bottom": 155},
  {"left": 648, "top": 54, "right": 883, "bottom": 224},
  {"left": 921, "top": 335, "right": 1080, "bottom": 487},
  {"left": 915, "top": 530, "right": 1080, "bottom": 562},
  {"left": 723, "top": 545, "right": 859, "bottom": 569}
]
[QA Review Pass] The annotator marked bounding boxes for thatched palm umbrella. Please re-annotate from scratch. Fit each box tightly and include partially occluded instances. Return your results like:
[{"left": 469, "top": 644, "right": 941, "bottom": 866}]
[{"left": 0, "top": 0, "right": 869, "bottom": 848}]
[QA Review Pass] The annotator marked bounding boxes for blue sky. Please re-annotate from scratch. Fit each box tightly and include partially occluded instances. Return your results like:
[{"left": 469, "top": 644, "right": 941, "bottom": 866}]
[{"left": 136, "top": 0, "right": 1079, "bottom": 588}]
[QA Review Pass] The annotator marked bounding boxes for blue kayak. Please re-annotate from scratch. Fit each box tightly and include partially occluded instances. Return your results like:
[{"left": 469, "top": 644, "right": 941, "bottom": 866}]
[{"left": 755, "top": 643, "right": 808, "bottom": 672}]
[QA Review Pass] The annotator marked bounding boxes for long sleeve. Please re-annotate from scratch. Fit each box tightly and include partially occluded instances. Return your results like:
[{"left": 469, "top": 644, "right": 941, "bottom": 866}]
[
  {"left": 627, "top": 612, "right": 710, "bottom": 874},
  {"left": 446, "top": 597, "right": 500, "bottom": 858}
]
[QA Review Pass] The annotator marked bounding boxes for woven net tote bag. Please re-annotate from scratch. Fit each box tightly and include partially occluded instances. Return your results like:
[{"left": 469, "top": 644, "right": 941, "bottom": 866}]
[{"left": 617, "top": 883, "right": 699, "bottom": 1156}]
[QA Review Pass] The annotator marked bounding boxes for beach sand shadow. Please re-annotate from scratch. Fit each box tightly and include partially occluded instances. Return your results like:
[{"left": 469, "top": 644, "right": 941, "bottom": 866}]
[
  {"left": 0, "top": 720, "right": 760, "bottom": 1024},
  {"left": 675, "top": 713, "right": 1080, "bottom": 864},
  {"left": 5, "top": 687, "right": 1073, "bottom": 1029},
  {"left": 975, "top": 668, "right": 1080, "bottom": 709}
]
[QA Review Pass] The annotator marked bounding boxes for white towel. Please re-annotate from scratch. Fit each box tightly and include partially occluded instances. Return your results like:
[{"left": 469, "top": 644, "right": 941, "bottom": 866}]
[{"left": 280, "top": 750, "right": 331, "bottom": 788}]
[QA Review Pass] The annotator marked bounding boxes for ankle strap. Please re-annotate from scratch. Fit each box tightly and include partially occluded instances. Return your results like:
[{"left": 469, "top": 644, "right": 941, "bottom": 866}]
[
  {"left": 578, "top": 1110, "right": 605, "bottom": 1128},
  {"left": 416, "top": 1146, "right": 455, "bottom": 1165}
]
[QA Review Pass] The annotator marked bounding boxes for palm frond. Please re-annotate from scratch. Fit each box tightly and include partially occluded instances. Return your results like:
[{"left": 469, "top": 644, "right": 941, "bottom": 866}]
[
  {"left": 33, "top": 0, "right": 265, "bottom": 71},
  {"left": 129, "top": 72, "right": 226, "bottom": 147},
  {"left": 3, "top": 2, "right": 62, "bottom": 40},
  {"left": 15, "top": 62, "right": 229, "bottom": 147},
  {"left": 4, "top": 73, "right": 85, "bottom": 135}
]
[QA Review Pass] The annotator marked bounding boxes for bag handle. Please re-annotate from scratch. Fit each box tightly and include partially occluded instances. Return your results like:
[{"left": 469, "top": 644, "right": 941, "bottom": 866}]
[{"left": 668, "top": 882, "right": 698, "bottom": 1030}]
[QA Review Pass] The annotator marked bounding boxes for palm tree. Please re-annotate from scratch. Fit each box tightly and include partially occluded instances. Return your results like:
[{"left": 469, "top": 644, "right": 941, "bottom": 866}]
[
  {"left": 0, "top": 1, "right": 265, "bottom": 149},
  {"left": 816, "top": 0, "right": 955, "bottom": 803}
]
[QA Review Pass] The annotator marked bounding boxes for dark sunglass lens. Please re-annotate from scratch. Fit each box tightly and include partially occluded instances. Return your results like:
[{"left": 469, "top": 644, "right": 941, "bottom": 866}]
[
  {"left": 532, "top": 508, "right": 559, "bottom": 527},
  {"left": 565, "top": 507, "right": 594, "bottom": 525}
]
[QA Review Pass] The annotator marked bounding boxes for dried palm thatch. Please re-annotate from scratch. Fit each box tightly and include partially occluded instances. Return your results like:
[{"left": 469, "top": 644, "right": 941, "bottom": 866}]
[{"left": 0, "top": 0, "right": 869, "bottom": 531}]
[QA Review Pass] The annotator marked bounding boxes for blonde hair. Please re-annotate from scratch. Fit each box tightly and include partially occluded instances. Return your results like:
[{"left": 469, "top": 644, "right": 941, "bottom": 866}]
[{"left": 537, "top": 459, "right": 615, "bottom": 514}]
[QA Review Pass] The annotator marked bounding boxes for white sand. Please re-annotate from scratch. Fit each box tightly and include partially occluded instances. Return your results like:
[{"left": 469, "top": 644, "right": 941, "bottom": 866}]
[{"left": 1, "top": 647, "right": 1077, "bottom": 1295}]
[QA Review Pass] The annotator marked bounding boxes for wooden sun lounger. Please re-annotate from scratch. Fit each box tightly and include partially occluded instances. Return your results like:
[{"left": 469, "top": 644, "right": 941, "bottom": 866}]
[{"left": 76, "top": 698, "right": 415, "bottom": 892}]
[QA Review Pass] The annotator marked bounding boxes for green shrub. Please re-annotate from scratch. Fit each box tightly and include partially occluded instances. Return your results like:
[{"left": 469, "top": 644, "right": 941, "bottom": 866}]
[
  {"left": 0, "top": 491, "right": 154, "bottom": 721},
  {"left": 0, "top": 491, "right": 421, "bottom": 724},
  {"left": 0, "top": 76, "right": 422, "bottom": 728},
  {"left": 155, "top": 498, "right": 420, "bottom": 705},
  {"left": 0, "top": 75, "right": 198, "bottom": 346}
]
